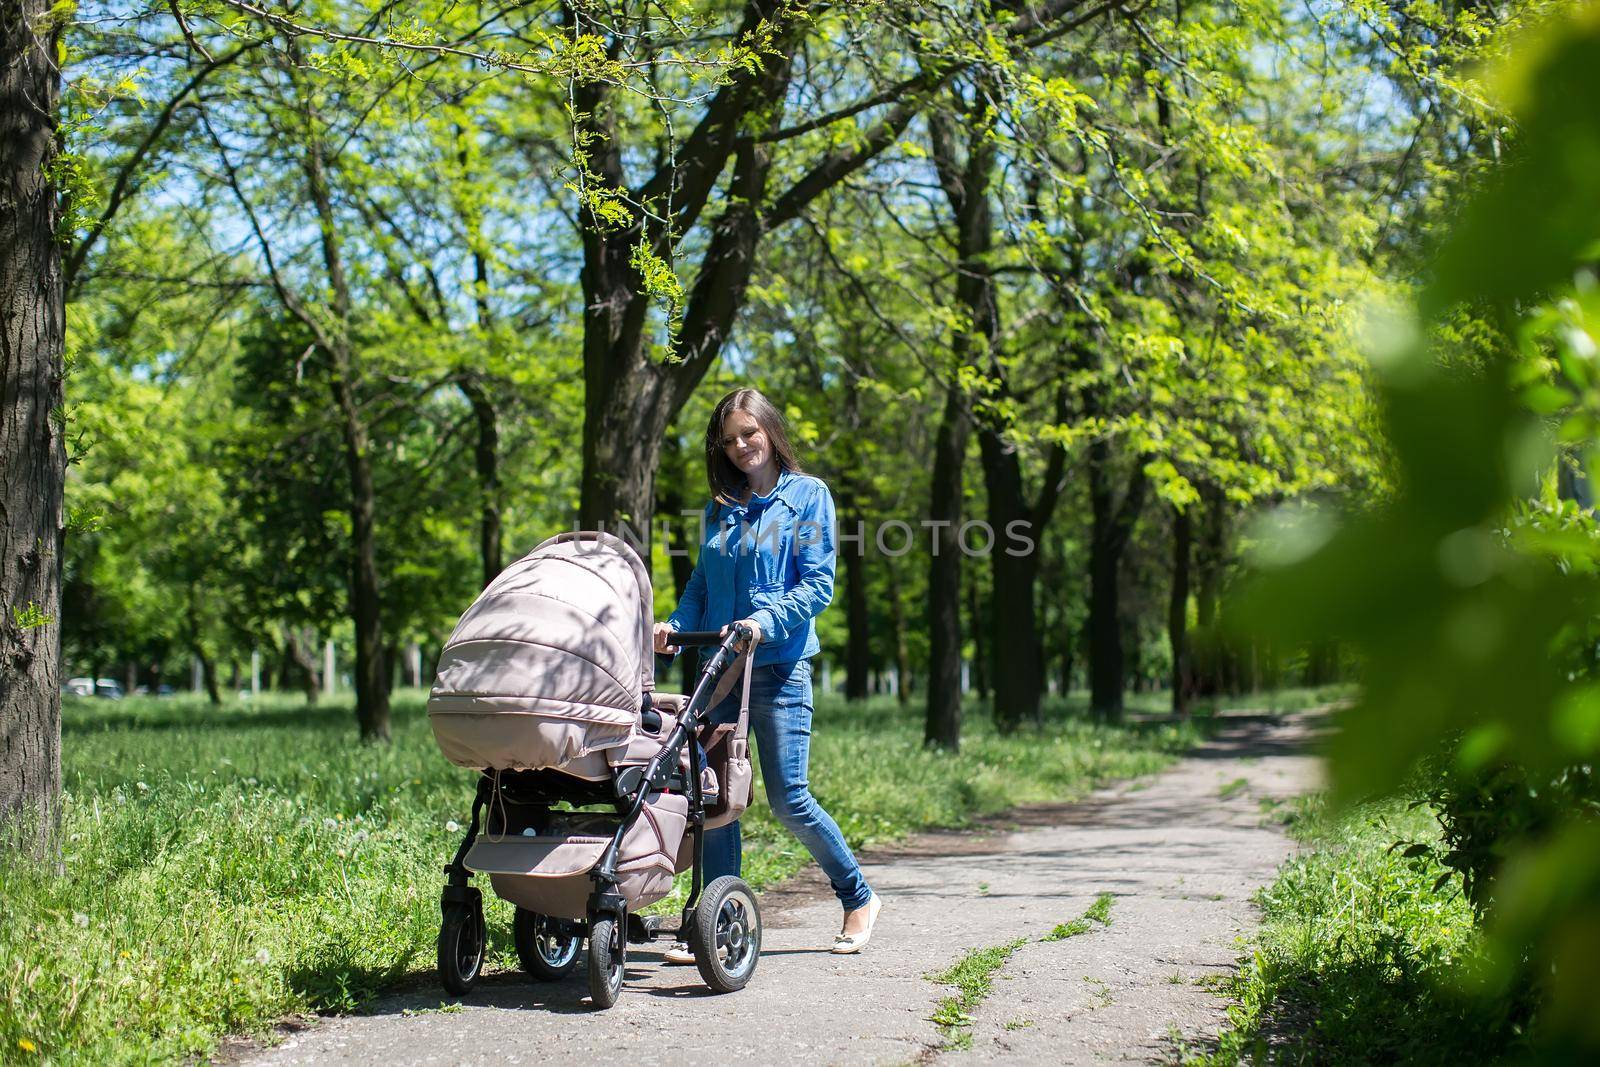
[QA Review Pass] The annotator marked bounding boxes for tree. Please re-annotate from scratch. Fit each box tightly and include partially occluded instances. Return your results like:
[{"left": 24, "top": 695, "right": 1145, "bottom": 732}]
[{"left": 1, "top": 0, "right": 66, "bottom": 852}]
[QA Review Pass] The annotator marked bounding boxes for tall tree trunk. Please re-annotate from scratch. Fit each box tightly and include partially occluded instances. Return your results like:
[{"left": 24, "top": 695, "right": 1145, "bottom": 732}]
[
  {"left": 969, "top": 579, "right": 988, "bottom": 702},
  {"left": 925, "top": 386, "right": 968, "bottom": 750},
  {"left": 1088, "top": 441, "right": 1148, "bottom": 722},
  {"left": 302, "top": 118, "right": 389, "bottom": 742},
  {"left": 284, "top": 626, "right": 320, "bottom": 705},
  {"left": 1194, "top": 481, "right": 1227, "bottom": 696},
  {"left": 1059, "top": 636, "right": 1074, "bottom": 700},
  {"left": 887, "top": 556, "right": 911, "bottom": 707},
  {"left": 656, "top": 449, "right": 700, "bottom": 696},
  {"left": 185, "top": 588, "right": 222, "bottom": 707},
  {"left": 460, "top": 375, "right": 502, "bottom": 587},
  {"left": 1169, "top": 505, "right": 1192, "bottom": 717},
  {"left": 1, "top": 0, "right": 65, "bottom": 854},
  {"left": 464, "top": 238, "right": 502, "bottom": 587},
  {"left": 1123, "top": 613, "right": 1143, "bottom": 693},
  {"left": 194, "top": 645, "right": 221, "bottom": 706},
  {"left": 843, "top": 511, "right": 870, "bottom": 702}
]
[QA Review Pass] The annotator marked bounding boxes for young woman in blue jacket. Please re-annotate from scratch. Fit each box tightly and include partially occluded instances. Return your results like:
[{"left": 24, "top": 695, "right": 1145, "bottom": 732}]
[{"left": 654, "top": 387, "right": 882, "bottom": 957}]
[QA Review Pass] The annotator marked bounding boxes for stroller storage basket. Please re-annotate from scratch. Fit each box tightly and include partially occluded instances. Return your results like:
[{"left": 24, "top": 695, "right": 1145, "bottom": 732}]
[{"left": 466, "top": 792, "right": 689, "bottom": 921}]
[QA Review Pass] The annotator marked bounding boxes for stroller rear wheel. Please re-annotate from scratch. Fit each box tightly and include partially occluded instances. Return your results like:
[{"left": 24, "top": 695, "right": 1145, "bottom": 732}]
[
  {"left": 514, "top": 908, "right": 580, "bottom": 981},
  {"left": 437, "top": 899, "right": 486, "bottom": 995},
  {"left": 690, "top": 875, "right": 761, "bottom": 993},
  {"left": 586, "top": 915, "right": 626, "bottom": 1009}
]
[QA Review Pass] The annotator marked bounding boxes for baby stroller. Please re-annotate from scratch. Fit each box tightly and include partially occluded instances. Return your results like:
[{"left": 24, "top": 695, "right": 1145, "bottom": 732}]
[{"left": 426, "top": 531, "right": 761, "bottom": 1009}]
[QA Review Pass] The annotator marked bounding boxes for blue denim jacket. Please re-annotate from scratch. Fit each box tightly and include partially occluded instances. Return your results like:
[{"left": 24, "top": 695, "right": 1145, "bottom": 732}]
[{"left": 666, "top": 468, "right": 837, "bottom": 667}]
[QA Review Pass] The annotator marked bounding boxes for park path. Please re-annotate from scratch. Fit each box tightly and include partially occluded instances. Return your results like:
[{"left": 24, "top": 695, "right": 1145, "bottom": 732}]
[{"left": 238, "top": 711, "right": 1322, "bottom": 1066}]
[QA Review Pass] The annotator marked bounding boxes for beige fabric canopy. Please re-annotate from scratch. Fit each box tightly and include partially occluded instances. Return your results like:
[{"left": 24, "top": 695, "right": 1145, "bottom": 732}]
[{"left": 428, "top": 531, "right": 656, "bottom": 770}]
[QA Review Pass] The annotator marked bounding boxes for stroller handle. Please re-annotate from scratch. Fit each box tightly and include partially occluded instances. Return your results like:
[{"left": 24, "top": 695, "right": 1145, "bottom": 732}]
[
  {"left": 667, "top": 622, "right": 756, "bottom": 648},
  {"left": 667, "top": 630, "right": 727, "bottom": 646}
]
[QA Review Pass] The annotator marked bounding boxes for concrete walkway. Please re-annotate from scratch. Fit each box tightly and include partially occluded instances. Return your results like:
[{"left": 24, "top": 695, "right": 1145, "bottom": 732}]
[{"left": 240, "top": 712, "right": 1322, "bottom": 1066}]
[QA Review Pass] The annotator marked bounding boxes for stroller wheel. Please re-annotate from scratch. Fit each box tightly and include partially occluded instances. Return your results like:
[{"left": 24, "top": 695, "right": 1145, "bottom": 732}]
[
  {"left": 438, "top": 900, "right": 486, "bottom": 995},
  {"left": 514, "top": 908, "right": 580, "bottom": 981},
  {"left": 690, "top": 875, "right": 761, "bottom": 993},
  {"left": 586, "top": 915, "right": 625, "bottom": 1009}
]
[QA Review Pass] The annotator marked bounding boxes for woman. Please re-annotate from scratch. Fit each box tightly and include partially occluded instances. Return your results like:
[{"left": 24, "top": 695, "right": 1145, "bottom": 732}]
[{"left": 654, "top": 387, "right": 883, "bottom": 957}]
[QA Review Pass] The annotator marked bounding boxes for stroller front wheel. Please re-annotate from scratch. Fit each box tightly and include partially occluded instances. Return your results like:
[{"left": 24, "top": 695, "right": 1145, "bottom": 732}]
[
  {"left": 586, "top": 915, "right": 625, "bottom": 1009},
  {"left": 514, "top": 907, "right": 580, "bottom": 981},
  {"left": 691, "top": 875, "right": 761, "bottom": 993},
  {"left": 438, "top": 900, "right": 486, "bottom": 995}
]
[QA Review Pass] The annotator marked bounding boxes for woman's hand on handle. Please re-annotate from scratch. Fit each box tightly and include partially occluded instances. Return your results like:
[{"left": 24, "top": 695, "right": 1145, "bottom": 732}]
[
  {"left": 721, "top": 619, "right": 762, "bottom": 653},
  {"left": 653, "top": 621, "right": 679, "bottom": 655}
]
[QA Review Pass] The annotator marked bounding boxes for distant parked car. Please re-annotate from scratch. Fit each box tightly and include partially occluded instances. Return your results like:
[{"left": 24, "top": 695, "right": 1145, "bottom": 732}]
[
  {"left": 94, "top": 678, "right": 124, "bottom": 700},
  {"left": 63, "top": 677, "right": 95, "bottom": 697}
]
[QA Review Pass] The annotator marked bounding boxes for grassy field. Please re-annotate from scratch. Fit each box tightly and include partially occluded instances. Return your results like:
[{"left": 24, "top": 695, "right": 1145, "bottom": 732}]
[
  {"left": 1196, "top": 797, "right": 1526, "bottom": 1065},
  {"left": 0, "top": 683, "right": 1333, "bottom": 1064}
]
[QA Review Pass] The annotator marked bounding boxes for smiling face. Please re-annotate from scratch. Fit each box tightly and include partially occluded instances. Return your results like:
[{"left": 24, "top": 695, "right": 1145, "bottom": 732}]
[{"left": 720, "top": 408, "right": 773, "bottom": 478}]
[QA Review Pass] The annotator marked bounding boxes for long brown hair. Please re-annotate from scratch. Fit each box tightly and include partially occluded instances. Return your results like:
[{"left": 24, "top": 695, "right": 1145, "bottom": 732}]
[{"left": 706, "top": 388, "right": 803, "bottom": 506}]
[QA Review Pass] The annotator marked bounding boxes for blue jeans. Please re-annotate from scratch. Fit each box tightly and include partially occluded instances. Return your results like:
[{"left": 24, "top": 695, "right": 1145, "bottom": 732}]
[{"left": 701, "top": 658, "right": 873, "bottom": 911}]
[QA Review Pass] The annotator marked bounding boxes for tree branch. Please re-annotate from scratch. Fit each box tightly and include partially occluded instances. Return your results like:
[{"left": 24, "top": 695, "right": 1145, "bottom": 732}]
[{"left": 64, "top": 41, "right": 260, "bottom": 294}]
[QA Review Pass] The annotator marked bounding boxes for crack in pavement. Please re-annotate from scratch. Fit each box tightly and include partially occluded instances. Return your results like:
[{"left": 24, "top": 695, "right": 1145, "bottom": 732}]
[{"left": 237, "top": 711, "right": 1322, "bottom": 1066}]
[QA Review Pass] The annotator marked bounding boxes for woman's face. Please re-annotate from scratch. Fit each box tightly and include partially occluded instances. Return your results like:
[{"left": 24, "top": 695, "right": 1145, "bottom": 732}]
[{"left": 720, "top": 408, "right": 772, "bottom": 477}]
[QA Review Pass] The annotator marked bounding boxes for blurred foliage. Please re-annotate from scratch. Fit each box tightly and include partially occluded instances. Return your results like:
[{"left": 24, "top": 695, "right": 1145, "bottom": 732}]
[{"left": 1235, "top": 3, "right": 1600, "bottom": 1052}]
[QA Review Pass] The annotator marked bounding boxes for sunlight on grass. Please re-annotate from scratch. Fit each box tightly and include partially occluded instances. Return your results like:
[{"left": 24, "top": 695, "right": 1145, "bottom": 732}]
[
  {"left": 0, "top": 684, "right": 1332, "bottom": 1062},
  {"left": 1195, "top": 798, "right": 1525, "bottom": 1064}
]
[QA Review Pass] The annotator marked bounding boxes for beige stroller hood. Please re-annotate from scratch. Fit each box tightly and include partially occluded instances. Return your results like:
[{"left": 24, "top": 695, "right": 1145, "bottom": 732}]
[{"left": 429, "top": 531, "right": 655, "bottom": 770}]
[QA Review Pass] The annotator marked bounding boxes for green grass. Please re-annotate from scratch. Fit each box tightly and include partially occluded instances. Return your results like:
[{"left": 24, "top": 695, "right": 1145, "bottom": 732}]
[
  {"left": 2, "top": 686, "right": 1210, "bottom": 1064},
  {"left": 1194, "top": 797, "right": 1528, "bottom": 1065},
  {"left": 1218, "top": 777, "right": 1250, "bottom": 800},
  {"left": 1042, "top": 891, "right": 1115, "bottom": 942},
  {"left": 928, "top": 937, "right": 1029, "bottom": 1050}
]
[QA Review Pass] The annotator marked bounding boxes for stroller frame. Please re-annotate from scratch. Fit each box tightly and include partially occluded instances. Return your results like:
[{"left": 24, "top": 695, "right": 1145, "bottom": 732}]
[{"left": 436, "top": 622, "right": 760, "bottom": 1008}]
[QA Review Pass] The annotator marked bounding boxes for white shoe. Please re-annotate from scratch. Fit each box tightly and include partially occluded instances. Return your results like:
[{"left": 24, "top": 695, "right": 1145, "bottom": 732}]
[
  {"left": 831, "top": 893, "right": 882, "bottom": 955},
  {"left": 663, "top": 941, "right": 695, "bottom": 965}
]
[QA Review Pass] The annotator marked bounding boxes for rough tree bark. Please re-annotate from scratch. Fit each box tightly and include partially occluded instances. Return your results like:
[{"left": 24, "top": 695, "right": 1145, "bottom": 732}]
[
  {"left": 464, "top": 242, "right": 503, "bottom": 588},
  {"left": 1193, "top": 480, "right": 1227, "bottom": 695},
  {"left": 969, "top": 579, "right": 988, "bottom": 702},
  {"left": 1, "top": 0, "right": 65, "bottom": 853},
  {"left": 842, "top": 511, "right": 871, "bottom": 702},
  {"left": 283, "top": 625, "right": 321, "bottom": 705},
  {"left": 1087, "top": 440, "right": 1148, "bottom": 722},
  {"left": 301, "top": 110, "right": 389, "bottom": 742},
  {"left": 925, "top": 385, "right": 969, "bottom": 750},
  {"left": 655, "top": 449, "right": 700, "bottom": 695},
  {"left": 186, "top": 587, "right": 222, "bottom": 707},
  {"left": 1169, "top": 504, "right": 1192, "bottom": 717},
  {"left": 887, "top": 556, "right": 911, "bottom": 707},
  {"left": 459, "top": 375, "right": 502, "bottom": 587}
]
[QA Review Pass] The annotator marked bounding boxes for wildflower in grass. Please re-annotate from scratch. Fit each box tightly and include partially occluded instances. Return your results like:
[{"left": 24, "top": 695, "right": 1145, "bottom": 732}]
[
  {"left": 322, "top": 818, "right": 337, "bottom": 829},
  {"left": 18, "top": 1038, "right": 37, "bottom": 1054},
  {"left": 445, "top": 820, "right": 460, "bottom": 832},
  {"left": 255, "top": 948, "right": 271, "bottom": 965},
  {"left": 72, "top": 912, "right": 89, "bottom": 928},
  {"left": 352, "top": 830, "right": 369, "bottom": 843},
  {"left": 136, "top": 781, "right": 149, "bottom": 792}
]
